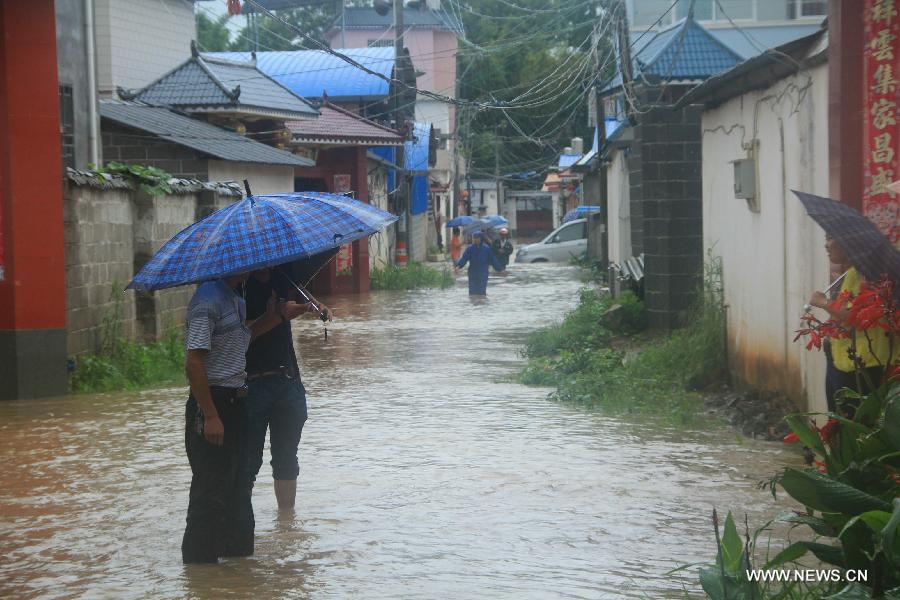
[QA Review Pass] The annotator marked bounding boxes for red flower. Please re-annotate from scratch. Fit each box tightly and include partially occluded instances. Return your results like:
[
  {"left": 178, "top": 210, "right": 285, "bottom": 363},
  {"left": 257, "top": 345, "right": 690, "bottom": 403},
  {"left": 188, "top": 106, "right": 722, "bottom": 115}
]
[
  {"left": 817, "top": 418, "right": 839, "bottom": 444},
  {"left": 783, "top": 432, "right": 800, "bottom": 444}
]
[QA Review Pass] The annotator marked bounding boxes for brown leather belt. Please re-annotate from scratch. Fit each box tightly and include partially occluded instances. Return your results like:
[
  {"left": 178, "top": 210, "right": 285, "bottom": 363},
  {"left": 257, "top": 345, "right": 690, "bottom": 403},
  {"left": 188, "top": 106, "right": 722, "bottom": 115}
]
[{"left": 246, "top": 366, "right": 296, "bottom": 381}]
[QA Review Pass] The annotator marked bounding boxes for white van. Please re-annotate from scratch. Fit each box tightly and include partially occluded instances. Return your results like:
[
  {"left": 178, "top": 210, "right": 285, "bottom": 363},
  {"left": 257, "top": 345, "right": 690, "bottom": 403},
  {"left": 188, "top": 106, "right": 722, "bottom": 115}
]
[{"left": 514, "top": 218, "right": 587, "bottom": 263}]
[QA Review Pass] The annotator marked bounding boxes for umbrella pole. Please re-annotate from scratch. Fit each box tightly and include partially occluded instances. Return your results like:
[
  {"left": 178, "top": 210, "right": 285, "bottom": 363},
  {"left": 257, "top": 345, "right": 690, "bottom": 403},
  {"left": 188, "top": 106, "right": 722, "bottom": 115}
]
[
  {"left": 803, "top": 270, "right": 849, "bottom": 313},
  {"left": 276, "top": 266, "right": 329, "bottom": 323}
]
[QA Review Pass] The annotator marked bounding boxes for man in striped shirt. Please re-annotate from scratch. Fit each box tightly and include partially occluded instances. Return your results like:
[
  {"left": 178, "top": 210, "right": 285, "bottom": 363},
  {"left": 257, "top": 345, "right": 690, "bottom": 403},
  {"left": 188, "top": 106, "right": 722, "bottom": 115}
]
[{"left": 181, "top": 273, "right": 283, "bottom": 564}]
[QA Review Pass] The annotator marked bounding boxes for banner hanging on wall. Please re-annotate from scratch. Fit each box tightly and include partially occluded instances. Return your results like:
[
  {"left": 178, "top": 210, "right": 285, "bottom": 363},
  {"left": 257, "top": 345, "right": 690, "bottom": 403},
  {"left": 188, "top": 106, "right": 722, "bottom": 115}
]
[{"left": 863, "top": 0, "right": 900, "bottom": 246}]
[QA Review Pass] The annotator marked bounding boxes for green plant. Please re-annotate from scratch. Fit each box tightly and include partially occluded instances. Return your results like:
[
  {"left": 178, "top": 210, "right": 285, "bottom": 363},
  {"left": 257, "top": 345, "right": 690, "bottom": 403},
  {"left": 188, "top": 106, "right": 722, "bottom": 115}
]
[
  {"left": 569, "top": 252, "right": 607, "bottom": 284},
  {"left": 370, "top": 262, "right": 454, "bottom": 290},
  {"left": 517, "top": 259, "right": 723, "bottom": 424},
  {"left": 90, "top": 161, "right": 173, "bottom": 197},
  {"left": 69, "top": 284, "right": 185, "bottom": 393},
  {"left": 695, "top": 277, "right": 900, "bottom": 598}
]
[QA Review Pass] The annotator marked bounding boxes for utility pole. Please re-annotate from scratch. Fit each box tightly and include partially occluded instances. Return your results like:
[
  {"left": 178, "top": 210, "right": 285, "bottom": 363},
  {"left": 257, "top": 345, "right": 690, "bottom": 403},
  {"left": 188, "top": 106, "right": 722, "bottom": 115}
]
[
  {"left": 393, "top": 0, "right": 409, "bottom": 265},
  {"left": 340, "top": 0, "right": 346, "bottom": 47},
  {"left": 616, "top": 0, "right": 635, "bottom": 122},
  {"left": 592, "top": 14, "right": 609, "bottom": 270},
  {"left": 493, "top": 125, "right": 501, "bottom": 216}
]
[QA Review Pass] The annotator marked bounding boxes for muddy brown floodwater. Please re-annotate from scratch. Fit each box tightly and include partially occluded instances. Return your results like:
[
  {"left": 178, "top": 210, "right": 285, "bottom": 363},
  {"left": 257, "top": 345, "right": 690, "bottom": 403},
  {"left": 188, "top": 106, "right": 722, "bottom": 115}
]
[{"left": 0, "top": 264, "right": 802, "bottom": 599}]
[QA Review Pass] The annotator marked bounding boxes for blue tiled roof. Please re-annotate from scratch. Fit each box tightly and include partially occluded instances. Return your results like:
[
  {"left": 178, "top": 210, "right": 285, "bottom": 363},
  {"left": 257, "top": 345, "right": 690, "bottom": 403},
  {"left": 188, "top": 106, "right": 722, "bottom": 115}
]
[
  {"left": 601, "top": 18, "right": 743, "bottom": 94},
  {"left": 708, "top": 24, "right": 823, "bottom": 60},
  {"left": 99, "top": 100, "right": 313, "bottom": 166},
  {"left": 638, "top": 18, "right": 742, "bottom": 79},
  {"left": 207, "top": 48, "right": 395, "bottom": 101}
]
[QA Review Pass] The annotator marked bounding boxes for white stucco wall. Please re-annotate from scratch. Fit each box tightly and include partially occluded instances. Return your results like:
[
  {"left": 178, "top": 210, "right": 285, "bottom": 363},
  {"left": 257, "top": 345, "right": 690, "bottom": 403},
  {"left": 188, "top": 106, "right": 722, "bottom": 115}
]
[
  {"left": 415, "top": 99, "right": 451, "bottom": 133},
  {"left": 94, "top": 0, "right": 195, "bottom": 95},
  {"left": 206, "top": 161, "right": 295, "bottom": 196},
  {"left": 701, "top": 59, "right": 830, "bottom": 411},
  {"left": 606, "top": 147, "right": 632, "bottom": 267}
]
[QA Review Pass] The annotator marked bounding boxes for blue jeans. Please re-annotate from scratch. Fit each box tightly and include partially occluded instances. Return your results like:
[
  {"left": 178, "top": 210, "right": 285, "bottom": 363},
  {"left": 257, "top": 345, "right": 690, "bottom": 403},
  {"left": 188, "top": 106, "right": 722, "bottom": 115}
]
[{"left": 243, "top": 377, "right": 308, "bottom": 483}]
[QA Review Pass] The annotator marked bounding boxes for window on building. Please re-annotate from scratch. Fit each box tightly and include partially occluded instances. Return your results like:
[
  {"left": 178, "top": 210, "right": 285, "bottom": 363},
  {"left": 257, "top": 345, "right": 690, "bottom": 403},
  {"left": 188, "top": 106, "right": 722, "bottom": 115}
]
[
  {"left": 716, "top": 0, "right": 754, "bottom": 20},
  {"left": 630, "top": 0, "right": 682, "bottom": 27},
  {"left": 786, "top": 0, "right": 827, "bottom": 18},
  {"left": 367, "top": 39, "right": 394, "bottom": 48},
  {"left": 676, "top": 0, "right": 712, "bottom": 21},
  {"left": 59, "top": 84, "right": 75, "bottom": 170}
]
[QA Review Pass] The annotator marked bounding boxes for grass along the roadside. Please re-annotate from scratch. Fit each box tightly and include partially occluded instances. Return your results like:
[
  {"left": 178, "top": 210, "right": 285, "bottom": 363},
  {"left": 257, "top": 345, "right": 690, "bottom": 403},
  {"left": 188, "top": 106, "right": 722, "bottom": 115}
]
[
  {"left": 518, "top": 263, "right": 726, "bottom": 425},
  {"left": 370, "top": 262, "right": 454, "bottom": 290},
  {"left": 69, "top": 330, "right": 186, "bottom": 393},
  {"left": 68, "top": 283, "right": 186, "bottom": 393}
]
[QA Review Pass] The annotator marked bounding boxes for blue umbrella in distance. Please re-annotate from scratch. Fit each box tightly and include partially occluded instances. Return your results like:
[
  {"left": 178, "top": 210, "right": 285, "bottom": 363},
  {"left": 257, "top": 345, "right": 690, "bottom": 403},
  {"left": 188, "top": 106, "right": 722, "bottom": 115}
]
[
  {"left": 128, "top": 187, "right": 397, "bottom": 292},
  {"left": 447, "top": 215, "right": 478, "bottom": 228},
  {"left": 479, "top": 214, "right": 508, "bottom": 228},
  {"left": 562, "top": 205, "right": 601, "bottom": 224}
]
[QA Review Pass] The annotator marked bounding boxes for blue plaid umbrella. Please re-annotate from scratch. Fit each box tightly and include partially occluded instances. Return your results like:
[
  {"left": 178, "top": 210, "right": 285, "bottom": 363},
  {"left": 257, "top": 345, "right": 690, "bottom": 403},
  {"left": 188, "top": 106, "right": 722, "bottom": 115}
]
[
  {"left": 128, "top": 191, "right": 397, "bottom": 292},
  {"left": 447, "top": 215, "right": 478, "bottom": 228},
  {"left": 793, "top": 190, "right": 900, "bottom": 288}
]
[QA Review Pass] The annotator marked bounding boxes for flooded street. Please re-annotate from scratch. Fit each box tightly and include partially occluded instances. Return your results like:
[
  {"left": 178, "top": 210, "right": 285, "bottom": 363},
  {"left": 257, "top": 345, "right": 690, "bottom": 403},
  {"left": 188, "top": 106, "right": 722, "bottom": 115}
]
[{"left": 1, "top": 265, "right": 801, "bottom": 598}]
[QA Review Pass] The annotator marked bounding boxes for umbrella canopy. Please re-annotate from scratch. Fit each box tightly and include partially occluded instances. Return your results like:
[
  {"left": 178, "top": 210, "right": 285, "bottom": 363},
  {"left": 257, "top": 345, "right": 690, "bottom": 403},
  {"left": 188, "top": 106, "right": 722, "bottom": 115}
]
[
  {"left": 446, "top": 215, "right": 478, "bottom": 228},
  {"left": 479, "top": 214, "right": 508, "bottom": 228},
  {"left": 128, "top": 191, "right": 397, "bottom": 292},
  {"left": 562, "top": 205, "right": 601, "bottom": 224},
  {"left": 793, "top": 190, "right": 900, "bottom": 286}
]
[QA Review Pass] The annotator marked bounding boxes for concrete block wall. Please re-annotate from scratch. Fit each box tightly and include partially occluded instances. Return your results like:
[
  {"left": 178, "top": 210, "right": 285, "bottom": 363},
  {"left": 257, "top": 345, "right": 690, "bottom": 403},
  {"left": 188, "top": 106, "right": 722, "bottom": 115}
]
[
  {"left": 633, "top": 87, "right": 705, "bottom": 329},
  {"left": 64, "top": 185, "right": 137, "bottom": 355},
  {"left": 65, "top": 178, "right": 241, "bottom": 356},
  {"left": 132, "top": 191, "right": 199, "bottom": 341}
]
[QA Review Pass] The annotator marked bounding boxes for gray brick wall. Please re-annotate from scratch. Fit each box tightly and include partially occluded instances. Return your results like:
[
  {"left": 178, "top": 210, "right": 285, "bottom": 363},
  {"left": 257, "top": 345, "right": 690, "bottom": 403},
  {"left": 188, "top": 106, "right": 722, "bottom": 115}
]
[
  {"left": 64, "top": 185, "right": 137, "bottom": 355},
  {"left": 65, "top": 182, "right": 239, "bottom": 356},
  {"left": 132, "top": 192, "right": 199, "bottom": 341},
  {"left": 632, "top": 87, "right": 704, "bottom": 329},
  {"left": 102, "top": 122, "right": 209, "bottom": 179}
]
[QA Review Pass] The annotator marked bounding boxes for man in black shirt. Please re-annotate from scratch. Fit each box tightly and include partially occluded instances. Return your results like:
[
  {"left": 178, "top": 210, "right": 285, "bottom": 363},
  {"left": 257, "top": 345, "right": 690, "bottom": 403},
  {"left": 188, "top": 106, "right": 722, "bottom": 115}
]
[
  {"left": 236, "top": 266, "right": 332, "bottom": 552},
  {"left": 491, "top": 227, "right": 514, "bottom": 269}
]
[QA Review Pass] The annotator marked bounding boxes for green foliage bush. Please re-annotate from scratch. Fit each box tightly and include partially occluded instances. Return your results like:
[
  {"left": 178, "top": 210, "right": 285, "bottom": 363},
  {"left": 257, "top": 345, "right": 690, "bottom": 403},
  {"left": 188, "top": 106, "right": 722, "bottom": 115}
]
[
  {"left": 518, "top": 259, "right": 725, "bottom": 424},
  {"left": 69, "top": 283, "right": 185, "bottom": 393},
  {"left": 70, "top": 330, "right": 185, "bottom": 393},
  {"left": 370, "top": 262, "right": 454, "bottom": 291}
]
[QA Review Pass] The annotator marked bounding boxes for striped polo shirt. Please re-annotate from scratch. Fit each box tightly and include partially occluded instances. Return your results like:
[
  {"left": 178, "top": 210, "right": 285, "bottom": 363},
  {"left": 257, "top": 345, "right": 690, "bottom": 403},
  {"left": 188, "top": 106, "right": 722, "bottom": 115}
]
[{"left": 185, "top": 280, "right": 251, "bottom": 388}]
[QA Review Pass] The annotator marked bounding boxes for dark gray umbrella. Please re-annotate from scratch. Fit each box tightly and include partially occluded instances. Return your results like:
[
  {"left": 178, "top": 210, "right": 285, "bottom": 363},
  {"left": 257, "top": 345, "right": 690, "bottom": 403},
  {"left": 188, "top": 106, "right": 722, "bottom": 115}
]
[{"left": 793, "top": 190, "right": 900, "bottom": 287}]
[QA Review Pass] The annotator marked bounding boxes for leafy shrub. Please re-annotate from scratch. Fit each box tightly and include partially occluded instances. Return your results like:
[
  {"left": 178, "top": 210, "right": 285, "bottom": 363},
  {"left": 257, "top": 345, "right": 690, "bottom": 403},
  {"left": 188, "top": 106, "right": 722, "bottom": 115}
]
[
  {"left": 69, "top": 283, "right": 186, "bottom": 393},
  {"left": 370, "top": 262, "right": 454, "bottom": 290}
]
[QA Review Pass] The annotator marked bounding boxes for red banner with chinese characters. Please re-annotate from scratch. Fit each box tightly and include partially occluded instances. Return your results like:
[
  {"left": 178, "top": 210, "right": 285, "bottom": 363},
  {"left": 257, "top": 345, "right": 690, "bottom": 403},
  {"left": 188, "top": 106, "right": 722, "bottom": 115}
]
[{"left": 863, "top": 0, "right": 900, "bottom": 246}]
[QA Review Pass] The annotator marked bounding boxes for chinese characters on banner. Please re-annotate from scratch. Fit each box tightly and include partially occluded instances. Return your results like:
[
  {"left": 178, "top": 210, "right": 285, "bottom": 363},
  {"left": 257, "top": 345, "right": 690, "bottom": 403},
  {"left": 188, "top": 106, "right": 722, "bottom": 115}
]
[
  {"left": 863, "top": 0, "right": 900, "bottom": 246},
  {"left": 333, "top": 174, "right": 354, "bottom": 275}
]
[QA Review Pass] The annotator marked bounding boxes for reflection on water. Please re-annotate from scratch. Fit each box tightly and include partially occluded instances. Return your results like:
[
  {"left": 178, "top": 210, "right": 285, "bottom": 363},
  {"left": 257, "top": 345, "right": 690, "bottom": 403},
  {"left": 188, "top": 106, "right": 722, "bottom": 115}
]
[{"left": 0, "top": 265, "right": 801, "bottom": 598}]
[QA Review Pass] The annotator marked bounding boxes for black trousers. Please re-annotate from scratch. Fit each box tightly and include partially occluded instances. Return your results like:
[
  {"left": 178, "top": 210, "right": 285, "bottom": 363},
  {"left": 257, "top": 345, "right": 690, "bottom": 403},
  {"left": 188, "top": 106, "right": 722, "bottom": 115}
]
[
  {"left": 182, "top": 387, "right": 254, "bottom": 564},
  {"left": 824, "top": 342, "right": 884, "bottom": 415}
]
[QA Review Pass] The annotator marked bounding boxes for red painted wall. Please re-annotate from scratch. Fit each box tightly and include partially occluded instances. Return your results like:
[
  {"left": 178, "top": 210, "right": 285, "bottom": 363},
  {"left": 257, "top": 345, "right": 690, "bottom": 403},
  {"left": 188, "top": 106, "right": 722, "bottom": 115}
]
[
  {"left": 829, "top": 0, "right": 864, "bottom": 212},
  {"left": 0, "top": 1, "right": 66, "bottom": 330},
  {"left": 298, "top": 146, "right": 371, "bottom": 295}
]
